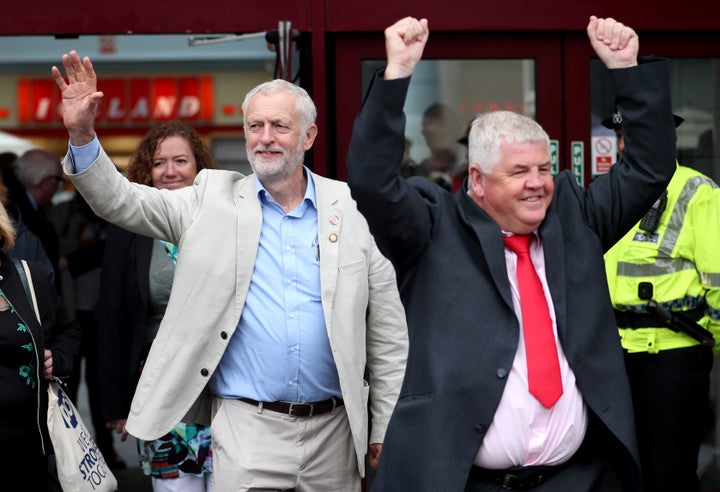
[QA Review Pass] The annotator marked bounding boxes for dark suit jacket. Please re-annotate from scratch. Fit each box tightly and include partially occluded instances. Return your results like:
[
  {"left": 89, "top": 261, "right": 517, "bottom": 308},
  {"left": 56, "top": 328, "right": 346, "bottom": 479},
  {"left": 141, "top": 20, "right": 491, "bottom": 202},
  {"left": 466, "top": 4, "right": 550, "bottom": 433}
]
[
  {"left": 347, "top": 58, "right": 676, "bottom": 491},
  {"left": 95, "top": 224, "right": 152, "bottom": 421}
]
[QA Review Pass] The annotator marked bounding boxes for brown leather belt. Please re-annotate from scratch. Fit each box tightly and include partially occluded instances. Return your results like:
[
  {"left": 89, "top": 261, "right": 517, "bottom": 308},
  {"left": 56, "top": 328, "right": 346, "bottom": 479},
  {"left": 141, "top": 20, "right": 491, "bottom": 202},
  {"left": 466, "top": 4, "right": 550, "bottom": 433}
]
[{"left": 238, "top": 397, "right": 343, "bottom": 417}]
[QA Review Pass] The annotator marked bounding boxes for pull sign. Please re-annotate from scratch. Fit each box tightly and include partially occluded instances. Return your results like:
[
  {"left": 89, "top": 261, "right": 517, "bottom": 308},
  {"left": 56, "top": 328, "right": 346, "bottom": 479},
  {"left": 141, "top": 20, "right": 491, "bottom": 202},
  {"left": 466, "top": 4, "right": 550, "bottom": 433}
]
[{"left": 571, "top": 141, "right": 584, "bottom": 187}]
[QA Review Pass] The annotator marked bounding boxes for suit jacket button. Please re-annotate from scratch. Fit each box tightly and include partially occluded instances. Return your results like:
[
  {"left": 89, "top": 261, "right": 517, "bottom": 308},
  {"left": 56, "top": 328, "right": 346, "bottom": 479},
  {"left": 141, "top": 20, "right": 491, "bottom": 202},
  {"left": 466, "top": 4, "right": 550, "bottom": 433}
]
[
  {"left": 474, "top": 424, "right": 487, "bottom": 433},
  {"left": 220, "top": 331, "right": 228, "bottom": 339},
  {"left": 200, "top": 368, "right": 209, "bottom": 377},
  {"left": 496, "top": 368, "right": 507, "bottom": 378}
]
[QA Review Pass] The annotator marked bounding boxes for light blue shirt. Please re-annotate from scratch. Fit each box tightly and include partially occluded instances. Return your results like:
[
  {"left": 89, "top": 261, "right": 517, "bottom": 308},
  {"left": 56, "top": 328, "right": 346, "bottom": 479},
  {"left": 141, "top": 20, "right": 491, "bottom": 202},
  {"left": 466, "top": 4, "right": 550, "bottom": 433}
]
[{"left": 210, "top": 171, "right": 341, "bottom": 402}]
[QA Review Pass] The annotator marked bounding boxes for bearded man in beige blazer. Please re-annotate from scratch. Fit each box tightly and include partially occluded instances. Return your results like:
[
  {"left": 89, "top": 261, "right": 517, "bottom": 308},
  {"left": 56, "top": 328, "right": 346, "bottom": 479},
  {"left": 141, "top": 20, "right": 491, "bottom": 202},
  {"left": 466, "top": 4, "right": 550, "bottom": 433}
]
[{"left": 52, "top": 51, "right": 408, "bottom": 492}]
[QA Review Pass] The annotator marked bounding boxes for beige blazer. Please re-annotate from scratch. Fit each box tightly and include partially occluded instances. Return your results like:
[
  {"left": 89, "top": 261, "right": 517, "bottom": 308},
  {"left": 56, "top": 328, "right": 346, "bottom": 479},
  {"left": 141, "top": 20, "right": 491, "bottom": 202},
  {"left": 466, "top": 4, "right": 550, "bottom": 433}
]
[{"left": 64, "top": 148, "right": 408, "bottom": 475}]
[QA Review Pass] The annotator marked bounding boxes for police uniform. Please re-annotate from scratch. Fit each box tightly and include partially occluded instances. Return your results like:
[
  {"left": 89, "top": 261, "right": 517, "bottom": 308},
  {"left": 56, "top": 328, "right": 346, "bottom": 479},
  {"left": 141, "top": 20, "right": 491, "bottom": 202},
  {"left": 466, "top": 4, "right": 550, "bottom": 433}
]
[{"left": 605, "top": 111, "right": 720, "bottom": 491}]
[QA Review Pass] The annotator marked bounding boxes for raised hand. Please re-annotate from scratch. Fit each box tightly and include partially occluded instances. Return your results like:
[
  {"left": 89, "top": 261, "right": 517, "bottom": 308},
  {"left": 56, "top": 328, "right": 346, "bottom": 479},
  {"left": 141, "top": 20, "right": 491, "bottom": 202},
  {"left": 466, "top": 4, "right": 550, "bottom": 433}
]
[
  {"left": 383, "top": 17, "right": 429, "bottom": 80},
  {"left": 51, "top": 50, "right": 104, "bottom": 146},
  {"left": 587, "top": 16, "right": 639, "bottom": 70}
]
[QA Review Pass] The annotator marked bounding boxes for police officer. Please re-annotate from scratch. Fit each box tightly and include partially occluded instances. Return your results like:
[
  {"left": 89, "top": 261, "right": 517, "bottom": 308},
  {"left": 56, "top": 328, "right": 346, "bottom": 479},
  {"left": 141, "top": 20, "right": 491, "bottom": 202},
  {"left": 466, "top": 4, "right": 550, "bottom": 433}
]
[{"left": 604, "top": 109, "right": 720, "bottom": 492}]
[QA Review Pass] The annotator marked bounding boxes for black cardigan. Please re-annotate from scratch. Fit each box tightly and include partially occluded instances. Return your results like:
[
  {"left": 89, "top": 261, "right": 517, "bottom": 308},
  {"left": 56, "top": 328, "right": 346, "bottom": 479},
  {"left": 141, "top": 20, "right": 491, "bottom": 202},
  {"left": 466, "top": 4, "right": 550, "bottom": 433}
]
[{"left": 0, "top": 252, "right": 82, "bottom": 455}]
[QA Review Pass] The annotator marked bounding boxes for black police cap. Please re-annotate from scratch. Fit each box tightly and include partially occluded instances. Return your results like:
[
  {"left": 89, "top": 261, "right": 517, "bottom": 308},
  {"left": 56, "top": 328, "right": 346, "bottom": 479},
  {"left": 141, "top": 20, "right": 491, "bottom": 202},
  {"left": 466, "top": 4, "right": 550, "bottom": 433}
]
[{"left": 601, "top": 109, "right": 684, "bottom": 129}]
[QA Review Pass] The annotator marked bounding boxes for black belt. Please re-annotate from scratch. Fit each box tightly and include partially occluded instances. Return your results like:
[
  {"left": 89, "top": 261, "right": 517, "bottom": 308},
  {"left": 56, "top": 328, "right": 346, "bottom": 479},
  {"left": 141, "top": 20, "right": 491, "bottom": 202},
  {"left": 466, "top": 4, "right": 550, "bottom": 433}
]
[
  {"left": 615, "top": 304, "right": 705, "bottom": 329},
  {"left": 238, "top": 397, "right": 343, "bottom": 417},
  {"left": 469, "top": 464, "right": 562, "bottom": 490}
]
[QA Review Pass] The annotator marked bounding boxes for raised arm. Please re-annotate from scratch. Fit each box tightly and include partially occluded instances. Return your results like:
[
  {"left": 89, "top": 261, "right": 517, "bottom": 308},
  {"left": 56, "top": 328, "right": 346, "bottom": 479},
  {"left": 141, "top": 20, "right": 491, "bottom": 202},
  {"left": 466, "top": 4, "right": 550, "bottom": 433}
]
[
  {"left": 346, "top": 17, "right": 435, "bottom": 270},
  {"left": 51, "top": 50, "right": 104, "bottom": 146},
  {"left": 582, "top": 17, "right": 677, "bottom": 249}
]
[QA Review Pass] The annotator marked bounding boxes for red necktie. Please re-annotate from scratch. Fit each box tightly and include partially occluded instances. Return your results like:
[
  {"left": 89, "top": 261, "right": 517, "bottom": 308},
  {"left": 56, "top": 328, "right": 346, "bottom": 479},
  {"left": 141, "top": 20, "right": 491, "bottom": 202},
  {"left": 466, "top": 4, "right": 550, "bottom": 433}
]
[{"left": 503, "top": 234, "right": 563, "bottom": 408}]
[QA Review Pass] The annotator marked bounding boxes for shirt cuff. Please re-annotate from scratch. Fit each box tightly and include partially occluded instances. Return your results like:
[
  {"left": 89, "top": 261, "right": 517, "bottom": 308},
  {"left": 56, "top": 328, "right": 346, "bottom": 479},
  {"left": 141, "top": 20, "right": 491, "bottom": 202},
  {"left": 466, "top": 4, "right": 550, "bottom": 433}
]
[{"left": 69, "top": 135, "right": 100, "bottom": 173}]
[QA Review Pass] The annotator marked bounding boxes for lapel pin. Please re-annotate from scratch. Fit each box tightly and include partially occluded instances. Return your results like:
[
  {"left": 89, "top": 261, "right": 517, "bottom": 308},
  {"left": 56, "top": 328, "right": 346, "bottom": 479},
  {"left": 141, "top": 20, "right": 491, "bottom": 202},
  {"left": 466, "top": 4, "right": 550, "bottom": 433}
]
[{"left": 329, "top": 214, "right": 340, "bottom": 225}]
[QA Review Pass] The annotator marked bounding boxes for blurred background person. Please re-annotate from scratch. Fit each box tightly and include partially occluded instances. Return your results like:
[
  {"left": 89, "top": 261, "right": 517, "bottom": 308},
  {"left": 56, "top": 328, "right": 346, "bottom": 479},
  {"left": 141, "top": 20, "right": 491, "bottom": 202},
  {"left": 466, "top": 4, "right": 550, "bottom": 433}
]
[
  {"left": 9, "top": 148, "right": 64, "bottom": 292},
  {"left": 418, "top": 102, "right": 462, "bottom": 190},
  {"left": 96, "top": 121, "right": 215, "bottom": 491},
  {"left": 426, "top": 147, "right": 455, "bottom": 192},
  {"left": 0, "top": 187, "right": 82, "bottom": 490},
  {"left": 0, "top": 152, "right": 54, "bottom": 280}
]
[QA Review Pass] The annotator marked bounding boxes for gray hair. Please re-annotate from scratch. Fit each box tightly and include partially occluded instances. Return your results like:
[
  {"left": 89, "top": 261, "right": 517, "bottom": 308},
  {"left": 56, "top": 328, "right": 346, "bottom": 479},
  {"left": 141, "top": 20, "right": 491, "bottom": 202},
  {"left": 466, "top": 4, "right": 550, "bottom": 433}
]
[
  {"left": 13, "top": 148, "right": 61, "bottom": 186},
  {"left": 241, "top": 79, "right": 317, "bottom": 134},
  {"left": 468, "top": 111, "right": 550, "bottom": 173}
]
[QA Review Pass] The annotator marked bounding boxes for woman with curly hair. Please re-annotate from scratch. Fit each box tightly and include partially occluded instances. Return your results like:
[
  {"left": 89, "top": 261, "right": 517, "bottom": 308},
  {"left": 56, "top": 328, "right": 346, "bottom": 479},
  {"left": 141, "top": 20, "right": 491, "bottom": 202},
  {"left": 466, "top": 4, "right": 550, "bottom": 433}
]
[{"left": 96, "top": 121, "right": 216, "bottom": 491}]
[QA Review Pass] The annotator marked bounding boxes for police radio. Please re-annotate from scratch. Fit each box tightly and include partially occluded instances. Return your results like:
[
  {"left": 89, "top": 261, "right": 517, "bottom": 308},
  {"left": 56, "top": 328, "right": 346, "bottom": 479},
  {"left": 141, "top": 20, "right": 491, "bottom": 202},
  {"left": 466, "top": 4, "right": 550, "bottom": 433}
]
[{"left": 639, "top": 190, "right": 668, "bottom": 233}]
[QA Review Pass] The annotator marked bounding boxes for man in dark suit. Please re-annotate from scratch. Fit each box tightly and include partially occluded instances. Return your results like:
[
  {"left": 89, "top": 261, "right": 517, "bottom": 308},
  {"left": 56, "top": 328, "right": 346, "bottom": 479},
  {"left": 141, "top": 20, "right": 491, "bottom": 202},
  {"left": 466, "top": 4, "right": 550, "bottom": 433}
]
[
  {"left": 9, "top": 148, "right": 64, "bottom": 291},
  {"left": 347, "top": 15, "right": 677, "bottom": 492}
]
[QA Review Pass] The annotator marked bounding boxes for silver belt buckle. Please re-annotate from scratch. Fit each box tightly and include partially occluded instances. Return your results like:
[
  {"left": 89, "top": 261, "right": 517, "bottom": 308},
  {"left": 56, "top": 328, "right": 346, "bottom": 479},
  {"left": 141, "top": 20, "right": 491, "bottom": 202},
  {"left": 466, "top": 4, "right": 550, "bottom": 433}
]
[
  {"left": 501, "top": 473, "right": 517, "bottom": 489},
  {"left": 287, "top": 402, "right": 297, "bottom": 417}
]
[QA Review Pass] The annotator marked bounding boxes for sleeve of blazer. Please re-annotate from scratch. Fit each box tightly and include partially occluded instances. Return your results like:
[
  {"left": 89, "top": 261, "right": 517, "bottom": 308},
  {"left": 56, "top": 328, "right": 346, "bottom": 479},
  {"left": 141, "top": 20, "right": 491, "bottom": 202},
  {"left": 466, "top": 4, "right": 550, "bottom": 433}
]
[
  {"left": 577, "top": 57, "right": 677, "bottom": 250},
  {"left": 347, "top": 72, "right": 441, "bottom": 268},
  {"left": 63, "top": 146, "right": 200, "bottom": 245},
  {"left": 365, "top": 238, "right": 409, "bottom": 444}
]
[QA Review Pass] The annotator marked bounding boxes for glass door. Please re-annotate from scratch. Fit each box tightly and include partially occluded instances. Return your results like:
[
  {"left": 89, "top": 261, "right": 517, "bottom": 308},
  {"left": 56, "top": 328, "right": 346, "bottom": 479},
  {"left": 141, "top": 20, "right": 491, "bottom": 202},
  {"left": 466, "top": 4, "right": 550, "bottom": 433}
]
[{"left": 332, "top": 32, "right": 563, "bottom": 181}]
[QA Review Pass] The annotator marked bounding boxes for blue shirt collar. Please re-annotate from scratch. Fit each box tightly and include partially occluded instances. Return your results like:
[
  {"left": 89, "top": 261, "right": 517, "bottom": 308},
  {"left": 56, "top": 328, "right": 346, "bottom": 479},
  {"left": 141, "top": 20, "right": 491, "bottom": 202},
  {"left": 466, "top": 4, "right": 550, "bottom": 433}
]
[{"left": 254, "top": 166, "right": 317, "bottom": 212}]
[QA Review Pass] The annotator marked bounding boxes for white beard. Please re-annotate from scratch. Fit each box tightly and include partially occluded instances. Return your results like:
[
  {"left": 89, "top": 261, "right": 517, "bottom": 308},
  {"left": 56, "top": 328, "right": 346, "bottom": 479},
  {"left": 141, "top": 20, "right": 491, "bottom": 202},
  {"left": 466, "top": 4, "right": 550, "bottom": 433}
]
[{"left": 248, "top": 144, "right": 305, "bottom": 182}]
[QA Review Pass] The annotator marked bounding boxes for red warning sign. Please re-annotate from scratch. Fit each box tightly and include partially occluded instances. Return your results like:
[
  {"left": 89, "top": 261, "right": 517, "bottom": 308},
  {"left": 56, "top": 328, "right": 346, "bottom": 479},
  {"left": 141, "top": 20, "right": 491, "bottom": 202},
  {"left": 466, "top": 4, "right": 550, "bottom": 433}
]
[{"left": 593, "top": 137, "right": 615, "bottom": 174}]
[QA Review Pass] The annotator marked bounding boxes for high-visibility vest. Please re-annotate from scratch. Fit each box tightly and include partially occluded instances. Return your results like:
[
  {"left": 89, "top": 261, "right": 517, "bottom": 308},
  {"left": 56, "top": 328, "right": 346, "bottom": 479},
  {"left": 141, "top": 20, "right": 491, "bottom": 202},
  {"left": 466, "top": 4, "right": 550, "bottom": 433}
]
[{"left": 605, "top": 162, "right": 720, "bottom": 355}]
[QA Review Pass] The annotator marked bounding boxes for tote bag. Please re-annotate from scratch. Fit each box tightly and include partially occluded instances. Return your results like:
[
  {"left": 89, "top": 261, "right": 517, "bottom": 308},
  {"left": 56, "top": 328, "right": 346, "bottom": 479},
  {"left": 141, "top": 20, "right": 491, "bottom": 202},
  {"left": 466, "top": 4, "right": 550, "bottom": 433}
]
[
  {"left": 46, "top": 380, "right": 118, "bottom": 492},
  {"left": 14, "top": 258, "right": 118, "bottom": 492}
]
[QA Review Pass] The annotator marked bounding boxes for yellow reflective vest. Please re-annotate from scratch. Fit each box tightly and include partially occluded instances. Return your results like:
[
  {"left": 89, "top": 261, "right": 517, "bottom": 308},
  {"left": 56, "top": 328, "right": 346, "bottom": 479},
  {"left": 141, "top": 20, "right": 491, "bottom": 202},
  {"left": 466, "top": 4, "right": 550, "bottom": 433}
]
[{"left": 605, "top": 162, "right": 720, "bottom": 355}]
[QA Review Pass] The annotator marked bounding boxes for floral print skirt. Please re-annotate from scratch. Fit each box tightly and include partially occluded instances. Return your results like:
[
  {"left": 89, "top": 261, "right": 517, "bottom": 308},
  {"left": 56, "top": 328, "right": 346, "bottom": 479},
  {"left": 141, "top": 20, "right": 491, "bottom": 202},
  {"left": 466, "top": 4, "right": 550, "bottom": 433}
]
[{"left": 138, "top": 422, "right": 212, "bottom": 478}]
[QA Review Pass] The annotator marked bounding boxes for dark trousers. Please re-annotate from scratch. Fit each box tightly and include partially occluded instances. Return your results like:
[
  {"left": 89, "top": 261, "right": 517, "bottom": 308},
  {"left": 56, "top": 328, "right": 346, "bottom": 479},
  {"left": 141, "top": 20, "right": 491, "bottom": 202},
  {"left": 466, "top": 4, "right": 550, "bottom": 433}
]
[
  {"left": 624, "top": 345, "right": 714, "bottom": 492},
  {"left": 67, "top": 309, "right": 114, "bottom": 457}
]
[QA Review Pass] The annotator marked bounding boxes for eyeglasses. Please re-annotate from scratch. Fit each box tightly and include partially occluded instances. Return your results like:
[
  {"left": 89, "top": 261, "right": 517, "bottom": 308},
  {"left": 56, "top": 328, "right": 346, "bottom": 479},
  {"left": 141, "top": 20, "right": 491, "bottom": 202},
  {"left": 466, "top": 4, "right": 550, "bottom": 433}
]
[{"left": 47, "top": 175, "right": 65, "bottom": 183}]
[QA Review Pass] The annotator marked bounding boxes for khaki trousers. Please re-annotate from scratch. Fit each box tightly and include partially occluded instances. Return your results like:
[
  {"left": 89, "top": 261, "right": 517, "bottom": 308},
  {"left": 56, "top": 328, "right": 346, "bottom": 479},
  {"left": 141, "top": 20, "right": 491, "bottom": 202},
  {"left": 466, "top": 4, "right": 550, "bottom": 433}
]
[{"left": 211, "top": 397, "right": 360, "bottom": 492}]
